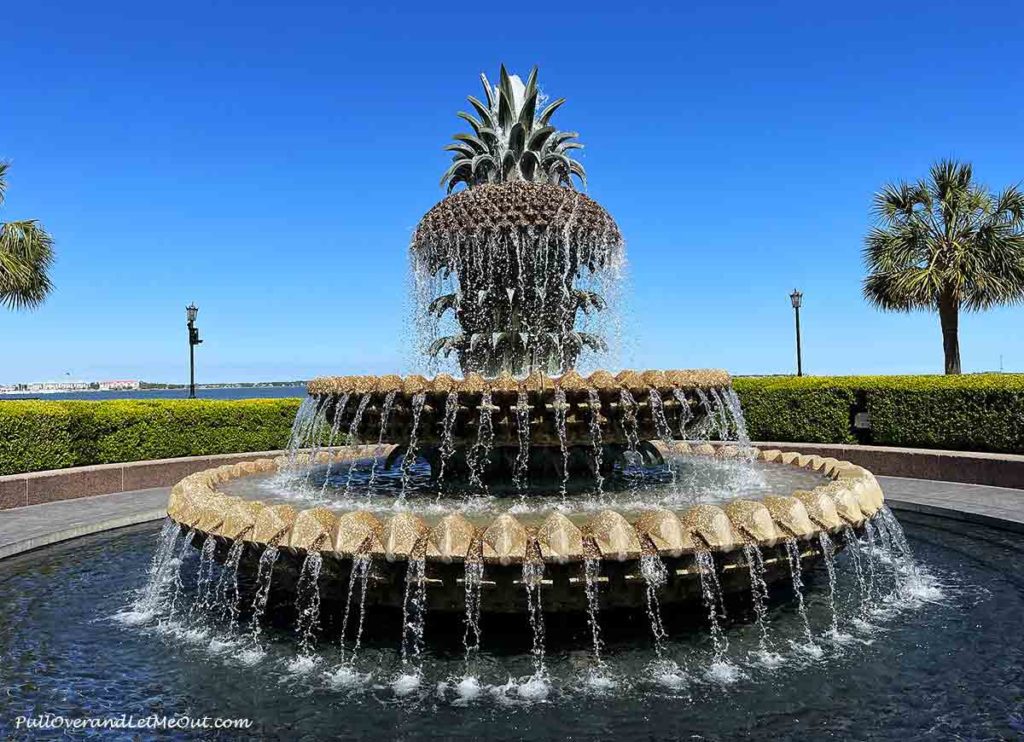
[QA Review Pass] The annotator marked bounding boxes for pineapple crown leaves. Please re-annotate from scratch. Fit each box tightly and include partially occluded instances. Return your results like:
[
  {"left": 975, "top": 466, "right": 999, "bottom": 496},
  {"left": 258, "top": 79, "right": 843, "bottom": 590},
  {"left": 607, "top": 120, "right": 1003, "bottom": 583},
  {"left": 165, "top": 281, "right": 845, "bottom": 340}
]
[{"left": 440, "top": 64, "right": 586, "bottom": 193}]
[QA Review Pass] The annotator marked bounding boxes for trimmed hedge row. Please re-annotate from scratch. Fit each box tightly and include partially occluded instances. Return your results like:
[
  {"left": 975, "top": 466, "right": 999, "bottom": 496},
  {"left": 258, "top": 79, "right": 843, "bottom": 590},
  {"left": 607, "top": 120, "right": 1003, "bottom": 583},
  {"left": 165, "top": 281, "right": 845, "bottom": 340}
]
[
  {"left": 0, "top": 399, "right": 301, "bottom": 476},
  {"left": 731, "top": 377, "right": 857, "bottom": 444},
  {"left": 733, "top": 374, "right": 1024, "bottom": 453},
  {"left": 0, "top": 375, "right": 1021, "bottom": 475}
]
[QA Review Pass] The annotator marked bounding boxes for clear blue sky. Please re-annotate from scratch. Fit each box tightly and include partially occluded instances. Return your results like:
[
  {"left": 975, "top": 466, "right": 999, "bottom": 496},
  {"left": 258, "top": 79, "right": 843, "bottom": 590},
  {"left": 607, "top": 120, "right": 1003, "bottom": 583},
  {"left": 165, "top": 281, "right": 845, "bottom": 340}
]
[{"left": 2, "top": 0, "right": 1022, "bottom": 384}]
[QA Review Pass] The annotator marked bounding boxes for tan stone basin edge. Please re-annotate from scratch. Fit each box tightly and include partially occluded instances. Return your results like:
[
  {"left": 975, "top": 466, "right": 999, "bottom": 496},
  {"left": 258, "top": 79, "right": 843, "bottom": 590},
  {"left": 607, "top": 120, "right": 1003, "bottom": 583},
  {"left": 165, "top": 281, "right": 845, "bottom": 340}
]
[{"left": 166, "top": 445, "right": 885, "bottom": 565}]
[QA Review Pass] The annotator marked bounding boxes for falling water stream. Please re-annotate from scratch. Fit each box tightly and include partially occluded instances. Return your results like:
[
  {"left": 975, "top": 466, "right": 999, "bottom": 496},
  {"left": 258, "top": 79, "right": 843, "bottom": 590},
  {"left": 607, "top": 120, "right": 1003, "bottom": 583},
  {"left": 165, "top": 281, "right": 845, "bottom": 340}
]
[
  {"left": 743, "top": 543, "right": 772, "bottom": 656},
  {"left": 340, "top": 554, "right": 372, "bottom": 661},
  {"left": 522, "top": 561, "right": 547, "bottom": 678},
  {"left": 640, "top": 554, "right": 668, "bottom": 655},
  {"left": 399, "top": 393, "right": 427, "bottom": 502},
  {"left": 582, "top": 558, "right": 605, "bottom": 665},
  {"left": 437, "top": 391, "right": 459, "bottom": 488},
  {"left": 818, "top": 532, "right": 840, "bottom": 636},
  {"left": 295, "top": 552, "right": 324, "bottom": 656},
  {"left": 341, "top": 393, "right": 372, "bottom": 495},
  {"left": 553, "top": 387, "right": 570, "bottom": 498},
  {"left": 586, "top": 388, "right": 605, "bottom": 497},
  {"left": 249, "top": 545, "right": 279, "bottom": 649}
]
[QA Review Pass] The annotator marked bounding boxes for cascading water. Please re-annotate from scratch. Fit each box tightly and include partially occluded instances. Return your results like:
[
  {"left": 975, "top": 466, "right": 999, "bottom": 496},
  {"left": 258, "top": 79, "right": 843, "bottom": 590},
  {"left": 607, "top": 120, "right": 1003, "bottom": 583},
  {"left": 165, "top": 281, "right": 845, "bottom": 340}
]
[
  {"left": 586, "top": 388, "right": 605, "bottom": 497},
  {"left": 862, "top": 519, "right": 881, "bottom": 602},
  {"left": 401, "top": 558, "right": 427, "bottom": 668},
  {"left": 367, "top": 389, "right": 397, "bottom": 490},
  {"left": 214, "top": 539, "right": 245, "bottom": 629},
  {"left": 468, "top": 391, "right": 494, "bottom": 491},
  {"left": 522, "top": 561, "right": 548, "bottom": 679},
  {"left": 462, "top": 561, "right": 484, "bottom": 659},
  {"left": 512, "top": 389, "right": 530, "bottom": 492},
  {"left": 436, "top": 390, "right": 459, "bottom": 487},
  {"left": 582, "top": 558, "right": 605, "bottom": 664},
  {"left": 553, "top": 387, "right": 569, "bottom": 497},
  {"left": 743, "top": 543, "right": 773, "bottom": 657},
  {"left": 341, "top": 393, "right": 372, "bottom": 495},
  {"left": 843, "top": 526, "right": 869, "bottom": 612},
  {"left": 340, "top": 554, "right": 372, "bottom": 661},
  {"left": 249, "top": 545, "right": 279, "bottom": 649},
  {"left": 818, "top": 532, "right": 841, "bottom": 636},
  {"left": 189, "top": 536, "right": 219, "bottom": 623},
  {"left": 295, "top": 552, "right": 323, "bottom": 657},
  {"left": 784, "top": 539, "right": 818, "bottom": 655},
  {"left": 399, "top": 393, "right": 426, "bottom": 501},
  {"left": 696, "top": 550, "right": 728, "bottom": 660},
  {"left": 640, "top": 554, "right": 668, "bottom": 654}
]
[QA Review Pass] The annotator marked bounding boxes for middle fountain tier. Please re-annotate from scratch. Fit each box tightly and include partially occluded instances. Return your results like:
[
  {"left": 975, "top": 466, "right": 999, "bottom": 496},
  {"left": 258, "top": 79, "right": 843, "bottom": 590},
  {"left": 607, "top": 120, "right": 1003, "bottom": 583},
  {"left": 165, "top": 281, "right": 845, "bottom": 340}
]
[{"left": 307, "top": 369, "right": 734, "bottom": 485}]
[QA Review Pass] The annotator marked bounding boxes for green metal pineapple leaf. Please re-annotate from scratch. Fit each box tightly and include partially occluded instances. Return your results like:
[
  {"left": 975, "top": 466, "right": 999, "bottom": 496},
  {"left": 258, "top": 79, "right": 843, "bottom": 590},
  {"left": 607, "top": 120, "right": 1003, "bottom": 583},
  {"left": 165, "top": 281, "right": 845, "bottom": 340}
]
[{"left": 440, "top": 65, "right": 586, "bottom": 191}]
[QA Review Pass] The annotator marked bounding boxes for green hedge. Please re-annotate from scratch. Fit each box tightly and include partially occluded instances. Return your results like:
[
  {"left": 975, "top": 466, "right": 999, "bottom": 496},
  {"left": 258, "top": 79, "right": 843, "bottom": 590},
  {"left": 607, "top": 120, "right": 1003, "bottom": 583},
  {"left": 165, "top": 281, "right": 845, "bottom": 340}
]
[
  {"left": 1, "top": 375, "right": 1021, "bottom": 476},
  {"left": 732, "top": 377, "right": 857, "bottom": 444},
  {"left": 735, "top": 374, "right": 1024, "bottom": 454},
  {"left": 0, "top": 399, "right": 301, "bottom": 476},
  {"left": 857, "top": 374, "right": 1024, "bottom": 452}
]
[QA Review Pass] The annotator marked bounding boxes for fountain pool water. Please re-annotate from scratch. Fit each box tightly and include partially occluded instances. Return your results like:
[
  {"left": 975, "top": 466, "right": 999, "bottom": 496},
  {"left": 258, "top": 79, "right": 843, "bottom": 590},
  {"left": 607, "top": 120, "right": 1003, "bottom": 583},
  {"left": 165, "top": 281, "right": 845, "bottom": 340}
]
[{"left": 3, "top": 513, "right": 1022, "bottom": 738}]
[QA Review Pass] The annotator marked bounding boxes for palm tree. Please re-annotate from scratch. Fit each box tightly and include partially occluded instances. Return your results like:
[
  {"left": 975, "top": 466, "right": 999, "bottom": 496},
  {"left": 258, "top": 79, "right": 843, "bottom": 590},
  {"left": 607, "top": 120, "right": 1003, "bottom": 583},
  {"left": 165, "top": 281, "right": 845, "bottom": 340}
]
[
  {"left": 863, "top": 159, "right": 1024, "bottom": 374},
  {"left": 0, "top": 162, "right": 55, "bottom": 310},
  {"left": 440, "top": 64, "right": 586, "bottom": 193}
]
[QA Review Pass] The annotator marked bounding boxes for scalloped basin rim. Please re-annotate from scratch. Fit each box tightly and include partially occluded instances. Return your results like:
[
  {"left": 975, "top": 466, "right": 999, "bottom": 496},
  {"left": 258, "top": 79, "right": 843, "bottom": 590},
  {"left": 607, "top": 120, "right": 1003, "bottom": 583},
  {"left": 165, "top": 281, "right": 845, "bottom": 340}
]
[
  {"left": 306, "top": 369, "right": 732, "bottom": 396},
  {"left": 166, "top": 445, "right": 884, "bottom": 564}
]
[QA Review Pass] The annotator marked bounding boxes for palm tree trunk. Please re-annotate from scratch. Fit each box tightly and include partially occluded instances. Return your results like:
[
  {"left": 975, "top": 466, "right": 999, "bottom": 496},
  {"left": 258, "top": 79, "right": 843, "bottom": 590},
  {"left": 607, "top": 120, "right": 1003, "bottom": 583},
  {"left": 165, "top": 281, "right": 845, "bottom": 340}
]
[{"left": 938, "top": 292, "right": 961, "bottom": 374}]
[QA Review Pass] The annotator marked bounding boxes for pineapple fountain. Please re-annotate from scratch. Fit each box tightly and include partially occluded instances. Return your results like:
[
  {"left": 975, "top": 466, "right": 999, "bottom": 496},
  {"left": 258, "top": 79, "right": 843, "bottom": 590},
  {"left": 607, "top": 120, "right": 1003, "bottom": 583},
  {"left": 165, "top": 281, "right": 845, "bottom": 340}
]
[{"left": 155, "top": 66, "right": 897, "bottom": 676}]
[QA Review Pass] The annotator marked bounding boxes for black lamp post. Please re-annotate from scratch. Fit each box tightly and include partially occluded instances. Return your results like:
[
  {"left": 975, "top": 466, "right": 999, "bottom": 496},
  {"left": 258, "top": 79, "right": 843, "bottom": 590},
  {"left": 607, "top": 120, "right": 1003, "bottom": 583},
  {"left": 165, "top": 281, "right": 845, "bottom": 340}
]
[
  {"left": 789, "top": 289, "right": 803, "bottom": 377},
  {"left": 186, "top": 303, "right": 202, "bottom": 398}
]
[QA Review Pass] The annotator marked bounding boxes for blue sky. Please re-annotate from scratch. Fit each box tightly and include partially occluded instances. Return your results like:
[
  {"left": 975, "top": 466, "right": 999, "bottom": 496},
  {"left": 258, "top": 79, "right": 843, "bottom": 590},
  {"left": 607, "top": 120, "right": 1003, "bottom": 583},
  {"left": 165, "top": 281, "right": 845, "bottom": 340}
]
[{"left": 2, "top": 0, "right": 1022, "bottom": 383}]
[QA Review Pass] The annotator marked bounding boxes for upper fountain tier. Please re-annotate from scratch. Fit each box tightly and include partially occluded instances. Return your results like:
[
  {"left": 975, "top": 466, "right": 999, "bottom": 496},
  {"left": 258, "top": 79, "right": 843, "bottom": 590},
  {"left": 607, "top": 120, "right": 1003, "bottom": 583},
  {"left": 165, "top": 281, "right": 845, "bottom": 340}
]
[
  {"left": 410, "top": 182, "right": 625, "bottom": 377},
  {"left": 306, "top": 369, "right": 731, "bottom": 482}
]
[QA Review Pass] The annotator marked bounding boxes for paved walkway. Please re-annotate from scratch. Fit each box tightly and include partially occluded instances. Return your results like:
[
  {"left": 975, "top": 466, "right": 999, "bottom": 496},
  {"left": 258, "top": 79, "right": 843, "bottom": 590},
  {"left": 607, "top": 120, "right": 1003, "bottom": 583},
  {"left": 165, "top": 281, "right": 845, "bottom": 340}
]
[
  {"left": 880, "top": 476, "right": 1024, "bottom": 532},
  {"left": 0, "top": 477, "right": 1022, "bottom": 560},
  {"left": 0, "top": 487, "right": 168, "bottom": 560}
]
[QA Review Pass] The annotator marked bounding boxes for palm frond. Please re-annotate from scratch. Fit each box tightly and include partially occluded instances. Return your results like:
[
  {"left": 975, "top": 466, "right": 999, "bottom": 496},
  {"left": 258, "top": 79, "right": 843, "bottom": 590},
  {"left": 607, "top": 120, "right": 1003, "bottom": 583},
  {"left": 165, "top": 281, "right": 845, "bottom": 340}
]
[{"left": 0, "top": 219, "right": 55, "bottom": 310}]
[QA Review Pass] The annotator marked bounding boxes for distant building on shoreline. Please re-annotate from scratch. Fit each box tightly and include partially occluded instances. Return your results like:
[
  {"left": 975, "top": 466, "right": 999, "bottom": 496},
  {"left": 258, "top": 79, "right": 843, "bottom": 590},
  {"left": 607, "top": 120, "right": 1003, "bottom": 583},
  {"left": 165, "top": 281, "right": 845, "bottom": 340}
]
[{"left": 98, "top": 380, "right": 141, "bottom": 391}]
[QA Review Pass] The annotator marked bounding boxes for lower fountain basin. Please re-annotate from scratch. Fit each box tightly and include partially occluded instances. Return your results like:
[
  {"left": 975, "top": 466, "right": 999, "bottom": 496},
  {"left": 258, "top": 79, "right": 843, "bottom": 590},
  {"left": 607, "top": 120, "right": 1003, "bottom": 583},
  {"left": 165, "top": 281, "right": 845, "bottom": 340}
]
[{"left": 166, "top": 445, "right": 884, "bottom": 613}]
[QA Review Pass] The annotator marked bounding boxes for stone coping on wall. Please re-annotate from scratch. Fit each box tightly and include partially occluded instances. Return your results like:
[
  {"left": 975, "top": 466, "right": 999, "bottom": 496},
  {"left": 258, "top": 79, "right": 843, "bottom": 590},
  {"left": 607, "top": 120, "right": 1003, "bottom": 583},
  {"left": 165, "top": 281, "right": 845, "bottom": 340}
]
[
  {"left": 0, "top": 451, "right": 299, "bottom": 511},
  {"left": 754, "top": 442, "right": 1024, "bottom": 490},
  {"left": 3, "top": 442, "right": 1023, "bottom": 512}
]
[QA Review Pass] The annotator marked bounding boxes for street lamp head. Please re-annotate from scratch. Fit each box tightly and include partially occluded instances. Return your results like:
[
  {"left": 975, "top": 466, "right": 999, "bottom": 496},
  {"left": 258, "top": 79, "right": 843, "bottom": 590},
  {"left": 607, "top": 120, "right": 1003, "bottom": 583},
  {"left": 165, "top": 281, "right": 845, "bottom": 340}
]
[
  {"left": 186, "top": 303, "right": 199, "bottom": 323},
  {"left": 789, "top": 289, "right": 803, "bottom": 309}
]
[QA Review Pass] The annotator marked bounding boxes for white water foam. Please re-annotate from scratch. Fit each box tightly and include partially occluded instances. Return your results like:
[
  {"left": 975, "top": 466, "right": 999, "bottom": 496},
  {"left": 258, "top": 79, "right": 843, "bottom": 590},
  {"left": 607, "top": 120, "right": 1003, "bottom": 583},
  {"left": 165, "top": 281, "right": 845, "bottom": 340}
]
[
  {"left": 704, "top": 660, "right": 743, "bottom": 685},
  {"left": 236, "top": 647, "right": 266, "bottom": 667},
  {"left": 286, "top": 654, "right": 321, "bottom": 675},
  {"left": 326, "top": 665, "right": 370, "bottom": 690},
  {"left": 392, "top": 672, "right": 422, "bottom": 697},
  {"left": 453, "top": 675, "right": 483, "bottom": 705}
]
